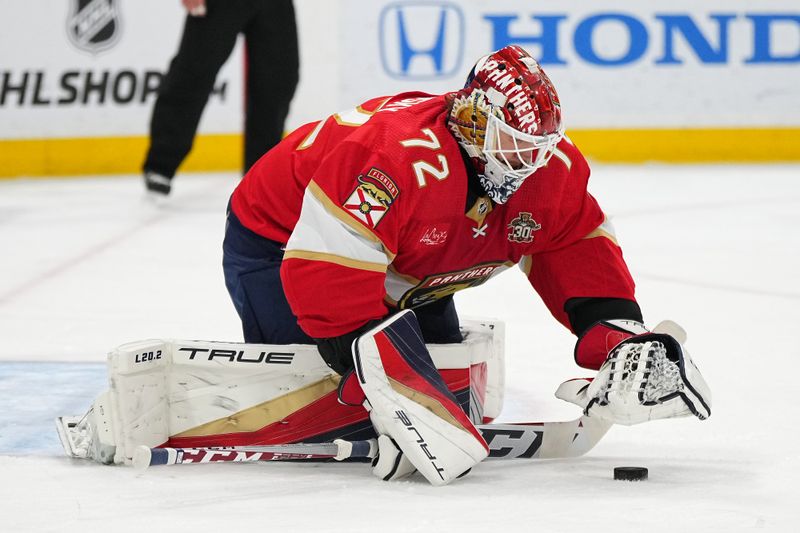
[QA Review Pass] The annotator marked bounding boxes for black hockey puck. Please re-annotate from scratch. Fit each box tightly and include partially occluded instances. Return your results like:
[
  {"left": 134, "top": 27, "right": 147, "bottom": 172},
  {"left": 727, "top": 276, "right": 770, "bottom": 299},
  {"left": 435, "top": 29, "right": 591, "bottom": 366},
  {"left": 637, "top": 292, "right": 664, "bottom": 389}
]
[{"left": 614, "top": 467, "right": 648, "bottom": 481}]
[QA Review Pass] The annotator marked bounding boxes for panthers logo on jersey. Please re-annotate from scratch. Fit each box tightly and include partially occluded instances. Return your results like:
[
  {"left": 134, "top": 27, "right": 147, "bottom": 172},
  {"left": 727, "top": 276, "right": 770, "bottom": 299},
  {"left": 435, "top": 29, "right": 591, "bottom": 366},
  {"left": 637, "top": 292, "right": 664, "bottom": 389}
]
[{"left": 398, "top": 262, "right": 509, "bottom": 308}]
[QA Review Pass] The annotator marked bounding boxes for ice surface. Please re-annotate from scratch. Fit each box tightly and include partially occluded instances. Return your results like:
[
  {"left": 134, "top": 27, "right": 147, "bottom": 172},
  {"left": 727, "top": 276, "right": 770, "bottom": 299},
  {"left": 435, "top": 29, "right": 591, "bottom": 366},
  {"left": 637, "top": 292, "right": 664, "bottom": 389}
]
[{"left": 0, "top": 166, "right": 798, "bottom": 532}]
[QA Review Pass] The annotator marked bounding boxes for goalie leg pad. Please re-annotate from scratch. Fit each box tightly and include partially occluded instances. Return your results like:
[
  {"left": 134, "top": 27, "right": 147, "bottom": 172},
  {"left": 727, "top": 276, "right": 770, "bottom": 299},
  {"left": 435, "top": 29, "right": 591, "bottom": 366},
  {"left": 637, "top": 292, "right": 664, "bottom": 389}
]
[{"left": 354, "top": 310, "right": 489, "bottom": 486}]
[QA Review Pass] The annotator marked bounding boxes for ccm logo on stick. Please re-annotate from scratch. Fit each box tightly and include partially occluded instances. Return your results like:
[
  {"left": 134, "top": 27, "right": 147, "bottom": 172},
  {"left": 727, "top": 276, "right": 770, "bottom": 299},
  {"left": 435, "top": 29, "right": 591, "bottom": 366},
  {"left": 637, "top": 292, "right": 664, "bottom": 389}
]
[{"left": 178, "top": 348, "right": 294, "bottom": 365}]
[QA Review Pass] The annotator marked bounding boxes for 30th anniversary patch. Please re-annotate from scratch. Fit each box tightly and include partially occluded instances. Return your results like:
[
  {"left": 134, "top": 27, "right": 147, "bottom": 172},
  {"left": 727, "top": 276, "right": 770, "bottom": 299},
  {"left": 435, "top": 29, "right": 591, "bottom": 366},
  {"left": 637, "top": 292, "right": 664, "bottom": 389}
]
[{"left": 507, "top": 212, "right": 542, "bottom": 243}]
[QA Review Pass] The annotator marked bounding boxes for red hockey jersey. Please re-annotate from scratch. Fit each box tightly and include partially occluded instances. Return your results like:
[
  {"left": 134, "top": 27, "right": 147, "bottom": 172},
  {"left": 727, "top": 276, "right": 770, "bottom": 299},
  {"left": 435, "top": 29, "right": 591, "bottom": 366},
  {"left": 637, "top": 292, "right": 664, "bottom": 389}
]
[{"left": 231, "top": 93, "right": 636, "bottom": 339}]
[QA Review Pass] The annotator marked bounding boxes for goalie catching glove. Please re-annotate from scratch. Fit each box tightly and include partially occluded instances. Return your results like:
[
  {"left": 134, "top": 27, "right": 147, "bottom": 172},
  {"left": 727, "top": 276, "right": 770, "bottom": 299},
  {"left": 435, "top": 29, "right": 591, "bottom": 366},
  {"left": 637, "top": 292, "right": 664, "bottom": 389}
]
[
  {"left": 557, "top": 320, "right": 711, "bottom": 425},
  {"left": 342, "top": 310, "right": 488, "bottom": 485}
]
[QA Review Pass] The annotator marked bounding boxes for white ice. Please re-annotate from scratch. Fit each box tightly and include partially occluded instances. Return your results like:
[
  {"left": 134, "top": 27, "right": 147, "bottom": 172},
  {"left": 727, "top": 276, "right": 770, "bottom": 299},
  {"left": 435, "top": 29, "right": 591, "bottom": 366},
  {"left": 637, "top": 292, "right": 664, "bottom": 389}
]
[{"left": 0, "top": 165, "right": 798, "bottom": 532}]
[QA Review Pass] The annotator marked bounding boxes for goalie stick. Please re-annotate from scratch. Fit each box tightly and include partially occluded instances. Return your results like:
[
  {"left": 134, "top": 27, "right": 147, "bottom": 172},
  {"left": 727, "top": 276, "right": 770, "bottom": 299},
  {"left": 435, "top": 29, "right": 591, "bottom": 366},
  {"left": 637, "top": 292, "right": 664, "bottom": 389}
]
[
  {"left": 132, "top": 439, "right": 378, "bottom": 471},
  {"left": 133, "top": 414, "right": 612, "bottom": 469},
  {"left": 482, "top": 413, "right": 612, "bottom": 460}
]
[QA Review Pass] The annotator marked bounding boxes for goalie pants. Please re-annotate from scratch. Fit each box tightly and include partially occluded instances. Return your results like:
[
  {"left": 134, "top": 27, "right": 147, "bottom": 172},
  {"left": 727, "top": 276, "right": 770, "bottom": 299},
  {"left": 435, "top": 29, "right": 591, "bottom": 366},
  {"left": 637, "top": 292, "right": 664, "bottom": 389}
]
[
  {"left": 143, "top": 0, "right": 299, "bottom": 178},
  {"left": 223, "top": 205, "right": 463, "bottom": 345}
]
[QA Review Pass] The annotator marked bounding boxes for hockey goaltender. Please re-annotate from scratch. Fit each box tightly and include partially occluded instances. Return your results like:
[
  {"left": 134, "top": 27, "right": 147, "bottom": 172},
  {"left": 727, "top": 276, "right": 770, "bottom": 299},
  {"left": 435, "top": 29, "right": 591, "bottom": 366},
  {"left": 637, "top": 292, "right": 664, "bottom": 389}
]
[{"left": 58, "top": 46, "right": 711, "bottom": 486}]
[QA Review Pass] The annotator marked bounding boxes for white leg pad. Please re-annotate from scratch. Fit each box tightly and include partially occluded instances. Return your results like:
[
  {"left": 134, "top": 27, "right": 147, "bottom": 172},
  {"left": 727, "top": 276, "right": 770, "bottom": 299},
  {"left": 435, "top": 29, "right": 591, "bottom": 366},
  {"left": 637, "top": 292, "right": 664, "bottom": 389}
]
[
  {"left": 57, "top": 319, "right": 505, "bottom": 465},
  {"left": 355, "top": 311, "right": 489, "bottom": 486}
]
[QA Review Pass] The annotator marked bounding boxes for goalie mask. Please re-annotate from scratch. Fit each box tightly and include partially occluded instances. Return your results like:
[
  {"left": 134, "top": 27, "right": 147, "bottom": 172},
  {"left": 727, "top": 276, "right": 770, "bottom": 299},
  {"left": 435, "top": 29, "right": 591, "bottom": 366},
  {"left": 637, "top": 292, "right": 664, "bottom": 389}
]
[{"left": 447, "top": 45, "right": 564, "bottom": 204}]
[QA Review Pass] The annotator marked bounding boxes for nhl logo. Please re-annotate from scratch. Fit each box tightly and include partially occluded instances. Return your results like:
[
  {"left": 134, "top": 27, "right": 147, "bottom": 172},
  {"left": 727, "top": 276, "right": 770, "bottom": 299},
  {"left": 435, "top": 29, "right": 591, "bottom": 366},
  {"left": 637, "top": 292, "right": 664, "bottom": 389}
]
[{"left": 67, "top": 0, "right": 121, "bottom": 54}]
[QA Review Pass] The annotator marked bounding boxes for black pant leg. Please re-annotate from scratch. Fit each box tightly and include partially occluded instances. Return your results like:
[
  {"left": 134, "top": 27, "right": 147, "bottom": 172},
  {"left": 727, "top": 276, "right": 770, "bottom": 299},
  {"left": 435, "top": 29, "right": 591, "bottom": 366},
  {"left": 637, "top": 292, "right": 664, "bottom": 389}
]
[
  {"left": 144, "top": 1, "right": 252, "bottom": 177},
  {"left": 241, "top": 0, "right": 299, "bottom": 172},
  {"left": 413, "top": 296, "right": 464, "bottom": 344}
]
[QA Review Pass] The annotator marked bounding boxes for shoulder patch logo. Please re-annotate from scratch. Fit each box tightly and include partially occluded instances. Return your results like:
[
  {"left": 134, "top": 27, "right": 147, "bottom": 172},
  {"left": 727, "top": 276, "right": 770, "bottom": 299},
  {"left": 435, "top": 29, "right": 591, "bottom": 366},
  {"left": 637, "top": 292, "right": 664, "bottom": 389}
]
[
  {"left": 507, "top": 212, "right": 542, "bottom": 243},
  {"left": 343, "top": 167, "right": 399, "bottom": 228}
]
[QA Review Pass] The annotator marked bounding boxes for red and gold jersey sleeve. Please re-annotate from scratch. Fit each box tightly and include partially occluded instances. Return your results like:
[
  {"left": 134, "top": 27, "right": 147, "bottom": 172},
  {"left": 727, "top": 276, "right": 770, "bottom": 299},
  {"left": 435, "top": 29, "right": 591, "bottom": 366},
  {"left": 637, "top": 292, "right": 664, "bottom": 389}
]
[
  {"left": 280, "top": 133, "right": 408, "bottom": 339},
  {"left": 521, "top": 140, "right": 637, "bottom": 331}
]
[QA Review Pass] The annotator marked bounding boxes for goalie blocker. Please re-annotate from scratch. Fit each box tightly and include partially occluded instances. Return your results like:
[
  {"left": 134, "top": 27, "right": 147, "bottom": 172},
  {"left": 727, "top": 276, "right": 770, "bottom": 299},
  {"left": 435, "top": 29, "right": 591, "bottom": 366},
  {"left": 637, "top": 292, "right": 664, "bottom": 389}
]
[{"left": 352, "top": 310, "right": 489, "bottom": 486}]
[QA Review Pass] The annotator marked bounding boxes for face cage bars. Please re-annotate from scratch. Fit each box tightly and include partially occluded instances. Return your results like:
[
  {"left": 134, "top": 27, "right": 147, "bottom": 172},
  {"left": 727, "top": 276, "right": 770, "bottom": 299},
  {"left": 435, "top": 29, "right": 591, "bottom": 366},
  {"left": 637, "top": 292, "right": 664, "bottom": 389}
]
[{"left": 482, "top": 113, "right": 564, "bottom": 184}]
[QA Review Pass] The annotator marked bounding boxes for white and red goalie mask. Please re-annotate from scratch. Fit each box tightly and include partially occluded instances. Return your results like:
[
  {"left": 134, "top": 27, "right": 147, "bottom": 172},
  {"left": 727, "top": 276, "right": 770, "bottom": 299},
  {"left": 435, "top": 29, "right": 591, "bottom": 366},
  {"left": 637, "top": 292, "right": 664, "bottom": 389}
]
[{"left": 447, "top": 45, "right": 564, "bottom": 204}]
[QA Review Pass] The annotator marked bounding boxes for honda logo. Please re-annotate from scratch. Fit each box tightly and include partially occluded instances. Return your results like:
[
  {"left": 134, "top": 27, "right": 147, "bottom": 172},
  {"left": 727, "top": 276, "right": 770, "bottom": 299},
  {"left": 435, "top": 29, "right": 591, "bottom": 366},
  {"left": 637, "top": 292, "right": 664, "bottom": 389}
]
[{"left": 379, "top": 2, "right": 465, "bottom": 80}]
